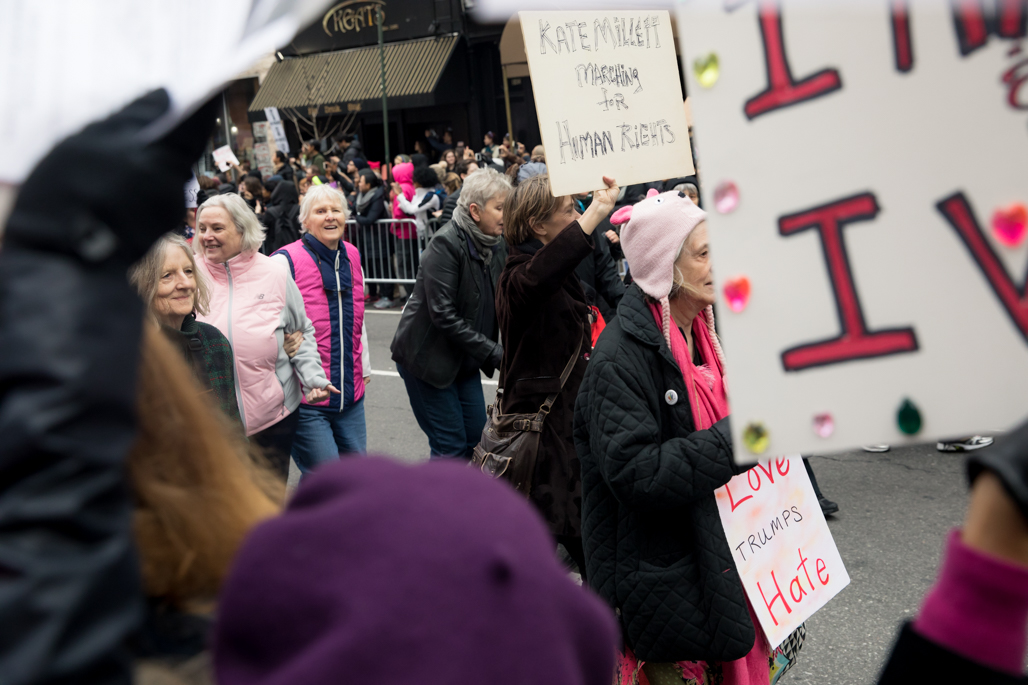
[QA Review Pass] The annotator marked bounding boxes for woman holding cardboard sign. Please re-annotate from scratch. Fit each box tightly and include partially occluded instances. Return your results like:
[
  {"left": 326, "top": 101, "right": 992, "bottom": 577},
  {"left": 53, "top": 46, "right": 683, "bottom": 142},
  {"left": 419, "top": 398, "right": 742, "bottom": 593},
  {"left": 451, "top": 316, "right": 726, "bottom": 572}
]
[
  {"left": 574, "top": 189, "right": 790, "bottom": 684},
  {"left": 493, "top": 173, "right": 619, "bottom": 579}
]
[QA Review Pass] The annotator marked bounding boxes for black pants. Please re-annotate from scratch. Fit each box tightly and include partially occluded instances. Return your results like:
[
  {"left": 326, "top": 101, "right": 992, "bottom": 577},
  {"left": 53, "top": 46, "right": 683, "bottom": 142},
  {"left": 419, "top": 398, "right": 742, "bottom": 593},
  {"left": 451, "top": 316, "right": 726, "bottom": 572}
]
[
  {"left": 362, "top": 250, "right": 393, "bottom": 299},
  {"left": 252, "top": 410, "right": 300, "bottom": 478},
  {"left": 803, "top": 457, "right": 825, "bottom": 499},
  {"left": 557, "top": 535, "right": 588, "bottom": 583}
]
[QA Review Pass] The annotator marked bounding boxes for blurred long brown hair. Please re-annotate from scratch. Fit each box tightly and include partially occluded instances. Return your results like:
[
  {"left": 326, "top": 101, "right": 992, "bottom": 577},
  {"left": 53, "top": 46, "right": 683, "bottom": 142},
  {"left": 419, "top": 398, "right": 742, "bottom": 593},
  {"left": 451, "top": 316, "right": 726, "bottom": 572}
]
[{"left": 129, "top": 326, "right": 282, "bottom": 606}]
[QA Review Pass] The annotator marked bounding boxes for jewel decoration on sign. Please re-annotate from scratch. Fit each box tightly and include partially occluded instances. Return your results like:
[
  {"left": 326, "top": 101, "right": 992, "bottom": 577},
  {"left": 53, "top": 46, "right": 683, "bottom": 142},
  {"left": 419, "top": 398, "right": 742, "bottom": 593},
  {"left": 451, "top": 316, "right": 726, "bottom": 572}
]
[
  {"left": 693, "top": 52, "right": 720, "bottom": 88},
  {"left": 991, "top": 203, "right": 1027, "bottom": 247},
  {"left": 813, "top": 413, "right": 835, "bottom": 438},
  {"left": 742, "top": 422, "right": 769, "bottom": 455},
  {"left": 897, "top": 398, "right": 922, "bottom": 435},
  {"left": 713, "top": 181, "right": 739, "bottom": 214},
  {"left": 723, "top": 276, "right": 751, "bottom": 313}
]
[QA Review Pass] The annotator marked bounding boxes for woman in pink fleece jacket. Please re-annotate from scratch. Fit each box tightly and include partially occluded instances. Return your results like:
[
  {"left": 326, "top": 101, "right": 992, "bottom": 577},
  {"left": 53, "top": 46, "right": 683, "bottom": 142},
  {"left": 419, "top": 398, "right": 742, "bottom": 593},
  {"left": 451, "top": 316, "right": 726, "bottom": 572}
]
[{"left": 194, "top": 194, "right": 336, "bottom": 477}]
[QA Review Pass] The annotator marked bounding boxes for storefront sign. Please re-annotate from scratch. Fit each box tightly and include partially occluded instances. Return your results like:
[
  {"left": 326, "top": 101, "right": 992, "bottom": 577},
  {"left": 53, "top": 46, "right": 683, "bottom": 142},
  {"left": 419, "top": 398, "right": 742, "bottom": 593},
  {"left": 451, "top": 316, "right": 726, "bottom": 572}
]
[
  {"left": 520, "top": 10, "right": 693, "bottom": 197},
  {"left": 715, "top": 456, "right": 849, "bottom": 650},
  {"left": 285, "top": 0, "right": 430, "bottom": 55},
  {"left": 677, "top": 1, "right": 1028, "bottom": 460}
]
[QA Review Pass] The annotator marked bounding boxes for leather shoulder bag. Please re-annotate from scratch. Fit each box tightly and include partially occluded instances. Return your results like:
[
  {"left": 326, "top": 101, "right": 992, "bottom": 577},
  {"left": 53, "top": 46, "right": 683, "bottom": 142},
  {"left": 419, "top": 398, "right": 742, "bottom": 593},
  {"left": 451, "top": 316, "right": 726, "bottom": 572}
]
[{"left": 472, "top": 333, "right": 583, "bottom": 495}]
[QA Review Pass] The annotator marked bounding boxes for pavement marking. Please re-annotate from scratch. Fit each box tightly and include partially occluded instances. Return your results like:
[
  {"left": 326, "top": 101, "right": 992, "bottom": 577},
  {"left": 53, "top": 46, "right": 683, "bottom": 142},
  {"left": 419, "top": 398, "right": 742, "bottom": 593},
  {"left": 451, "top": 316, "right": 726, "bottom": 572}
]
[
  {"left": 365, "top": 309, "right": 402, "bottom": 315},
  {"left": 368, "top": 369, "right": 498, "bottom": 386}
]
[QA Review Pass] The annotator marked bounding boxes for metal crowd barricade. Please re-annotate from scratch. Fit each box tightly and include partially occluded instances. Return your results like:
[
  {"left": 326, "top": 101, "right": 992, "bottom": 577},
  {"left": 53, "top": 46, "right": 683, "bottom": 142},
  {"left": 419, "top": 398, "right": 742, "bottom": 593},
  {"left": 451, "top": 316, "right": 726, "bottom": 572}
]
[{"left": 344, "top": 218, "right": 429, "bottom": 285}]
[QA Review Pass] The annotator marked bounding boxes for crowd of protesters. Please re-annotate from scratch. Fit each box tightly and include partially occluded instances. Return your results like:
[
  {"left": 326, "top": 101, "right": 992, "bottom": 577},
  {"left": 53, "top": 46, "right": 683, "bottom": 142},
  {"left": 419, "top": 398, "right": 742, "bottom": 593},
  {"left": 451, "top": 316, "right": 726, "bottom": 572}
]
[{"left": 2, "top": 89, "right": 1028, "bottom": 685}]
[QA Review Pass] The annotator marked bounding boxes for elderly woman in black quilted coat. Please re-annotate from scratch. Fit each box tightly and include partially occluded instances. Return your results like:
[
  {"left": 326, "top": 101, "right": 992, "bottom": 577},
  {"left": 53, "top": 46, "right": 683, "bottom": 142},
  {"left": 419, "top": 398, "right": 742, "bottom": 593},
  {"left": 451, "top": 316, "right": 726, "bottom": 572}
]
[{"left": 574, "top": 190, "right": 768, "bottom": 685}]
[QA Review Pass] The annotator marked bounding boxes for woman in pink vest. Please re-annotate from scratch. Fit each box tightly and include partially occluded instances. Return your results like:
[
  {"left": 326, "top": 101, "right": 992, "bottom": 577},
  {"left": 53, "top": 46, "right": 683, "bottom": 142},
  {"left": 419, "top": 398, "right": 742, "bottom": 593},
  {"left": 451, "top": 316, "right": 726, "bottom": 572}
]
[
  {"left": 272, "top": 185, "right": 370, "bottom": 475},
  {"left": 194, "top": 194, "right": 336, "bottom": 478}
]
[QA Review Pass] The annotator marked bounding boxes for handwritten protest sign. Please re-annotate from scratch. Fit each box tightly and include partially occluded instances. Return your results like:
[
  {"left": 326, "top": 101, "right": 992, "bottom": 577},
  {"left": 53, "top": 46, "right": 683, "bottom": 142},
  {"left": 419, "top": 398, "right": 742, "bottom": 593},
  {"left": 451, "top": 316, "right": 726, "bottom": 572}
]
[
  {"left": 715, "top": 456, "right": 849, "bottom": 649},
  {"left": 213, "top": 146, "right": 240, "bottom": 173},
  {"left": 676, "top": 1, "right": 1028, "bottom": 461},
  {"left": 184, "top": 174, "right": 200, "bottom": 209},
  {"left": 519, "top": 10, "right": 693, "bottom": 197},
  {"left": 264, "top": 107, "right": 290, "bottom": 154},
  {"left": 253, "top": 122, "right": 276, "bottom": 179}
]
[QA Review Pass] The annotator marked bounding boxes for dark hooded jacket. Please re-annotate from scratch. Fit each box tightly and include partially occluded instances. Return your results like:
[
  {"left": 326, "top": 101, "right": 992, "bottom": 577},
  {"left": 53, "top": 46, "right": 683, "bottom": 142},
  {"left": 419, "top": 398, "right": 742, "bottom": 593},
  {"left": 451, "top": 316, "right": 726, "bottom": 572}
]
[
  {"left": 495, "top": 222, "right": 594, "bottom": 538},
  {"left": 261, "top": 182, "right": 300, "bottom": 254},
  {"left": 575, "top": 228, "right": 625, "bottom": 322}
]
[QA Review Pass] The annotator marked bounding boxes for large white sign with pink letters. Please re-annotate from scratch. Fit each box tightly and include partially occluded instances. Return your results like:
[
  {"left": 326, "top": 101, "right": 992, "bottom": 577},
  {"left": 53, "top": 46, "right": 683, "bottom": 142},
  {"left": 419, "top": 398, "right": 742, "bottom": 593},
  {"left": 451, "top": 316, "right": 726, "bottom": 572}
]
[{"left": 678, "top": 0, "right": 1028, "bottom": 462}]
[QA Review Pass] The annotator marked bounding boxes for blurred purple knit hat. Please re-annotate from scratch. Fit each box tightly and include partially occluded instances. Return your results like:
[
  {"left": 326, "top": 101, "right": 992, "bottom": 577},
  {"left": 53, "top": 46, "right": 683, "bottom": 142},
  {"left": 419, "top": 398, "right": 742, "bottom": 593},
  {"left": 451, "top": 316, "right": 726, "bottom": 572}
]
[{"left": 213, "top": 457, "right": 618, "bottom": 685}]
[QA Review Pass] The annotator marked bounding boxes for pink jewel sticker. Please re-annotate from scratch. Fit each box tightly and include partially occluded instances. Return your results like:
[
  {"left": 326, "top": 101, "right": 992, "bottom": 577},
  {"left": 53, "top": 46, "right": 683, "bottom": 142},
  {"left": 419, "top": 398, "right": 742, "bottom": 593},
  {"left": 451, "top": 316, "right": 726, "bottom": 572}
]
[
  {"left": 813, "top": 413, "right": 835, "bottom": 438},
  {"left": 992, "top": 203, "right": 1027, "bottom": 247},
  {"left": 722, "top": 276, "right": 751, "bottom": 313},
  {"left": 713, "top": 181, "right": 739, "bottom": 214}
]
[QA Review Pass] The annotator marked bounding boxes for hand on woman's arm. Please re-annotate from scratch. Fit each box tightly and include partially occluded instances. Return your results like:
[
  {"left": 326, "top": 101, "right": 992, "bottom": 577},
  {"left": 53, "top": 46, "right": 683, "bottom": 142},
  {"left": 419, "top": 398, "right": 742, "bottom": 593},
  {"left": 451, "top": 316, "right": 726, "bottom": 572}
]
[{"left": 578, "top": 176, "right": 619, "bottom": 236}]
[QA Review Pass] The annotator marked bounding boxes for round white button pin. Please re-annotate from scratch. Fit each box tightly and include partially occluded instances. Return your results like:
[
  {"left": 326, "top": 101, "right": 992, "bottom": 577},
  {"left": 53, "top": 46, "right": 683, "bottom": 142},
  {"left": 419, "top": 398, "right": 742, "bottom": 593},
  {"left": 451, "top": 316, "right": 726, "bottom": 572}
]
[{"left": 665, "top": 390, "right": 678, "bottom": 405}]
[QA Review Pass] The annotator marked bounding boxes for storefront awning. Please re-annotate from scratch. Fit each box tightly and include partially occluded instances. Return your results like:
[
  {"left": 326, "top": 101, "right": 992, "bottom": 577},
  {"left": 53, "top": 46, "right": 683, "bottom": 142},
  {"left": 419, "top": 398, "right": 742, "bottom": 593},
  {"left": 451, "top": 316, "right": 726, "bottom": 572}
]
[{"left": 248, "top": 33, "right": 464, "bottom": 120}]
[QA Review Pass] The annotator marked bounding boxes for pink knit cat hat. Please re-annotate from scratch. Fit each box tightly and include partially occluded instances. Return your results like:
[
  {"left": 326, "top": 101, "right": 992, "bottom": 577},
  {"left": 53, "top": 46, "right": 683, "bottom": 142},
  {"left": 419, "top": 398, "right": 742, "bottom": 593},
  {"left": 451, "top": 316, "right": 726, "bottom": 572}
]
[{"left": 612, "top": 189, "right": 724, "bottom": 365}]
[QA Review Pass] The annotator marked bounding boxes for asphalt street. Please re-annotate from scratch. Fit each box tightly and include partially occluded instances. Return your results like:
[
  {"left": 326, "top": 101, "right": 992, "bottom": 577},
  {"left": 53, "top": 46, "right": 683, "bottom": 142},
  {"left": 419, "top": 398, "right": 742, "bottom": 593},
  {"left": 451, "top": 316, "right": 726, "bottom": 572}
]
[{"left": 343, "top": 309, "right": 971, "bottom": 685}]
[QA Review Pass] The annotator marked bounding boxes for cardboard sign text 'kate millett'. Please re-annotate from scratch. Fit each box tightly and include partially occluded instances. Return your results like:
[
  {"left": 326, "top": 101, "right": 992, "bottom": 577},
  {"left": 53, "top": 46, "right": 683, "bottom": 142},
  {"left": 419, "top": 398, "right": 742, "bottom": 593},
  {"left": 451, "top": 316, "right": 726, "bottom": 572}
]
[{"left": 520, "top": 11, "right": 693, "bottom": 197}]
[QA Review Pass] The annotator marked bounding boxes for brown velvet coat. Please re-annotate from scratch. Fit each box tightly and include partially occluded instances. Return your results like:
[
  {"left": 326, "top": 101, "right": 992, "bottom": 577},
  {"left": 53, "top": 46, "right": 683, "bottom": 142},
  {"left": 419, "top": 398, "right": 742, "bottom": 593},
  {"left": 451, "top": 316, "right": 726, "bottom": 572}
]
[{"left": 495, "top": 221, "right": 594, "bottom": 538}]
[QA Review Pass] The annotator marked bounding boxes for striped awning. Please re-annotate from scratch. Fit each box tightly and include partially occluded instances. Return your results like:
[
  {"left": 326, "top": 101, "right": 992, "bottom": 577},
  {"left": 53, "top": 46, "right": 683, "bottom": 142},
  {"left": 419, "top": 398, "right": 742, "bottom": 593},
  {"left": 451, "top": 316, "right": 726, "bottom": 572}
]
[{"left": 249, "top": 34, "right": 461, "bottom": 117}]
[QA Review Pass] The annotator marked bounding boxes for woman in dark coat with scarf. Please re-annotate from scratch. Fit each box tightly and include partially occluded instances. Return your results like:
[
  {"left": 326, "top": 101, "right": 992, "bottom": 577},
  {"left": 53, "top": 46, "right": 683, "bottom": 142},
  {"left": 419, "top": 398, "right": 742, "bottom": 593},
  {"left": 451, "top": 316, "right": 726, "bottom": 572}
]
[
  {"left": 494, "top": 173, "right": 618, "bottom": 577},
  {"left": 574, "top": 189, "right": 769, "bottom": 684},
  {"left": 261, "top": 180, "right": 300, "bottom": 254},
  {"left": 390, "top": 168, "right": 511, "bottom": 459},
  {"left": 353, "top": 168, "right": 389, "bottom": 301}
]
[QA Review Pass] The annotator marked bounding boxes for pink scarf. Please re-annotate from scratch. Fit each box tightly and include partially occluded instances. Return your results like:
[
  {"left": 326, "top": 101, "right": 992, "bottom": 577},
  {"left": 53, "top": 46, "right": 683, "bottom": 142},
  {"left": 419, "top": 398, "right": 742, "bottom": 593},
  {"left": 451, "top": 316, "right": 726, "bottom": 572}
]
[{"left": 648, "top": 303, "right": 728, "bottom": 430}]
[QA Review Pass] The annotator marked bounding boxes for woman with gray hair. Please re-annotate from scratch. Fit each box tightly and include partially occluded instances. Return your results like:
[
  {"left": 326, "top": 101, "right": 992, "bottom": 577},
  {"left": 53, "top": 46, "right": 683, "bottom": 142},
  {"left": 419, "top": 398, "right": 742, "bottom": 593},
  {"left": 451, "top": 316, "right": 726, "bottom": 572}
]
[
  {"left": 195, "top": 193, "right": 336, "bottom": 477},
  {"left": 129, "top": 233, "right": 241, "bottom": 424},
  {"left": 390, "top": 167, "right": 512, "bottom": 459}
]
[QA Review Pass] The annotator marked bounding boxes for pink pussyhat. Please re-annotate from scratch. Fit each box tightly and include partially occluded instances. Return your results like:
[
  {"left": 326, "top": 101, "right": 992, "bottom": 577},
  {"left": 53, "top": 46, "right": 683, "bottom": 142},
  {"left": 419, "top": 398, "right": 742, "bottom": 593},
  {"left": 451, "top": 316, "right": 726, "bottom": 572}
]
[{"left": 612, "top": 189, "right": 724, "bottom": 365}]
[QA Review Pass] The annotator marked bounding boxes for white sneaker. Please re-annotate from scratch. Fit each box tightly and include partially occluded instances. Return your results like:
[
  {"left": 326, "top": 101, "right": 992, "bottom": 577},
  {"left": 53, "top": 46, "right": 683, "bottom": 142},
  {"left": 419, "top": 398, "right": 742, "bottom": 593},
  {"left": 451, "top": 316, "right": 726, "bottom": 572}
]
[
  {"left": 937, "top": 436, "right": 994, "bottom": 452},
  {"left": 861, "top": 445, "right": 891, "bottom": 453},
  {"left": 372, "top": 297, "right": 393, "bottom": 310}
]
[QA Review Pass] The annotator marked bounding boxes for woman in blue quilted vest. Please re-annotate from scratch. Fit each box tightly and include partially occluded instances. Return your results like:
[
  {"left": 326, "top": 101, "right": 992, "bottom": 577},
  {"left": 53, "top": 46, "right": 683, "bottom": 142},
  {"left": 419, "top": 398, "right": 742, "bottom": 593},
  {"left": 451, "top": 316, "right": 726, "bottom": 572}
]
[{"left": 272, "top": 185, "right": 370, "bottom": 476}]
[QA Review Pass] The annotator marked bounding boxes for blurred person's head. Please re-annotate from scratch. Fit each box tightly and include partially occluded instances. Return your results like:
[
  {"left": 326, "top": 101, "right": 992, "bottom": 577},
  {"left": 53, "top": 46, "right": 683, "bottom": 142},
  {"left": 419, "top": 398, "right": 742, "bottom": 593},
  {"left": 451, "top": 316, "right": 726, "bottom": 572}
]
[
  {"left": 454, "top": 159, "right": 479, "bottom": 180},
  {"left": 413, "top": 165, "right": 440, "bottom": 190},
  {"left": 130, "top": 326, "right": 281, "bottom": 607},
  {"left": 442, "top": 172, "right": 461, "bottom": 195},
  {"left": 212, "top": 458, "right": 617, "bottom": 684},
  {"left": 357, "top": 168, "right": 381, "bottom": 194}
]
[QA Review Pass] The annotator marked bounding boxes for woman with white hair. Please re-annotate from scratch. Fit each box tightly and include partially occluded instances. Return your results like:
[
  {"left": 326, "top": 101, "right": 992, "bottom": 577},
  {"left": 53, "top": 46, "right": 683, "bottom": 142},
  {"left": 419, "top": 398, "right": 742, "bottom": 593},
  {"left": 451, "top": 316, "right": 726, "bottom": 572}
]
[
  {"left": 390, "top": 167, "right": 512, "bottom": 459},
  {"left": 271, "top": 185, "right": 370, "bottom": 474},
  {"left": 195, "top": 193, "right": 336, "bottom": 477},
  {"left": 575, "top": 189, "right": 781, "bottom": 684}
]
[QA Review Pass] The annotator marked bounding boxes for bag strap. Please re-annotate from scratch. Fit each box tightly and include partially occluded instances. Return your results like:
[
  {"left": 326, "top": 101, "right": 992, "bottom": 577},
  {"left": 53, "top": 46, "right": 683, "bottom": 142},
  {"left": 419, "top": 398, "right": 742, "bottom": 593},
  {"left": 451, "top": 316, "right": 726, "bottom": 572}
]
[
  {"left": 537, "top": 331, "right": 584, "bottom": 416},
  {"left": 495, "top": 324, "right": 587, "bottom": 415}
]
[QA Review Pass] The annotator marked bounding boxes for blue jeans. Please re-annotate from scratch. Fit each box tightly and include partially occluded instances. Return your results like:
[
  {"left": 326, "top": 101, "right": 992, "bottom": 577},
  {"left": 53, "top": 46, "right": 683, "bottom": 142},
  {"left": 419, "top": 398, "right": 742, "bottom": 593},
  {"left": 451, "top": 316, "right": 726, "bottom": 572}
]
[
  {"left": 396, "top": 363, "right": 486, "bottom": 459},
  {"left": 291, "top": 399, "right": 367, "bottom": 475}
]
